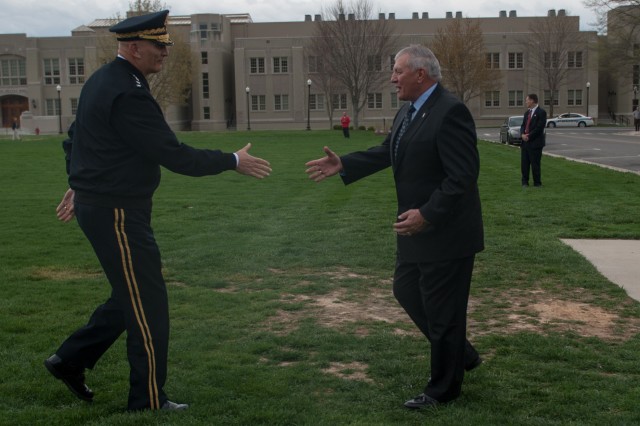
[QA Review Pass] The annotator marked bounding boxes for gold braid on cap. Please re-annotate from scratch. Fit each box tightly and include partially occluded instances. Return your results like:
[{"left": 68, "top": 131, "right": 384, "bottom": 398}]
[{"left": 116, "top": 26, "right": 166, "bottom": 39}]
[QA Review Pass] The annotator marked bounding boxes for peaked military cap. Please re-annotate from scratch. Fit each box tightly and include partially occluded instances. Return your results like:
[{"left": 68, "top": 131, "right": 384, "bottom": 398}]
[{"left": 109, "top": 10, "right": 173, "bottom": 46}]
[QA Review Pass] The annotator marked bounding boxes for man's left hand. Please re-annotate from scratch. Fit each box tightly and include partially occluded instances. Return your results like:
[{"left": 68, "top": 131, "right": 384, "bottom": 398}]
[{"left": 393, "top": 209, "right": 428, "bottom": 236}]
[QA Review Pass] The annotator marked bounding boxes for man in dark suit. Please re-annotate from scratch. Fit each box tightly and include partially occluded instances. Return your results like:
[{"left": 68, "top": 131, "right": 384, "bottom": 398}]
[
  {"left": 45, "top": 10, "right": 271, "bottom": 412},
  {"left": 305, "top": 44, "right": 483, "bottom": 408},
  {"left": 520, "top": 93, "right": 547, "bottom": 187}
]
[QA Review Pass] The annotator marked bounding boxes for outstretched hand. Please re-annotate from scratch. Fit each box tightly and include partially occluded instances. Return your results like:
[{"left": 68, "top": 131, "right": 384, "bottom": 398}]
[
  {"left": 235, "top": 143, "right": 272, "bottom": 179},
  {"left": 56, "top": 188, "right": 76, "bottom": 223},
  {"left": 305, "top": 146, "right": 343, "bottom": 182}
]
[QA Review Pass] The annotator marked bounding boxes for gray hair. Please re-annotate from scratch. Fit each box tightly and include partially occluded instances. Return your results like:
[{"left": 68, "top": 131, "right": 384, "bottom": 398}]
[{"left": 395, "top": 44, "right": 442, "bottom": 82}]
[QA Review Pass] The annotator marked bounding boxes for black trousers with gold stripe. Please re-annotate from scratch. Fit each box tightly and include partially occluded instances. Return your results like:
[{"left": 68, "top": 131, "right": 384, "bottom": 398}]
[{"left": 56, "top": 202, "right": 169, "bottom": 410}]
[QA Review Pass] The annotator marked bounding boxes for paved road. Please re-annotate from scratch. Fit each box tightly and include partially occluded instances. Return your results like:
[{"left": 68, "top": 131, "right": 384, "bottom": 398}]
[{"left": 478, "top": 127, "right": 640, "bottom": 174}]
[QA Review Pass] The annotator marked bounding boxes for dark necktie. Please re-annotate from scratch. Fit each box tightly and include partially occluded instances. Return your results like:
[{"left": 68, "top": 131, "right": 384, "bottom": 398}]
[{"left": 394, "top": 105, "right": 415, "bottom": 160}]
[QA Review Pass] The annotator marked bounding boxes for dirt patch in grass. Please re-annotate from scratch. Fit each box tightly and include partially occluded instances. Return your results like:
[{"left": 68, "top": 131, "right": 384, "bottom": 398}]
[
  {"left": 322, "top": 361, "right": 374, "bottom": 384},
  {"left": 263, "top": 268, "right": 640, "bottom": 342},
  {"left": 30, "top": 267, "right": 102, "bottom": 281}
]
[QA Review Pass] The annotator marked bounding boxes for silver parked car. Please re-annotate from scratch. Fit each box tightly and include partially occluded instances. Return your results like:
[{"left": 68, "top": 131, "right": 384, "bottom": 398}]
[
  {"left": 546, "top": 113, "right": 594, "bottom": 128},
  {"left": 499, "top": 115, "right": 524, "bottom": 145}
]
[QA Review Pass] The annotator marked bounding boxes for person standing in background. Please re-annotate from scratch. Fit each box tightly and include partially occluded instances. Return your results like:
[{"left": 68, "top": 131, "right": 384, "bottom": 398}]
[
  {"left": 340, "top": 111, "right": 351, "bottom": 138},
  {"left": 520, "top": 94, "right": 547, "bottom": 187},
  {"left": 11, "top": 118, "right": 20, "bottom": 140}
]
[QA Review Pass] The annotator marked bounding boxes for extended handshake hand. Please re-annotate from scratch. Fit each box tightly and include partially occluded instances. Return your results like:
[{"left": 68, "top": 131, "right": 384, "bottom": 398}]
[
  {"left": 234, "top": 143, "right": 272, "bottom": 179},
  {"left": 304, "top": 146, "right": 343, "bottom": 182}
]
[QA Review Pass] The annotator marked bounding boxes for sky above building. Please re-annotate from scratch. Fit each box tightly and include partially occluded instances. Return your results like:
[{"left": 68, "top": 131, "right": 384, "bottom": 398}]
[{"left": 1, "top": 0, "right": 600, "bottom": 37}]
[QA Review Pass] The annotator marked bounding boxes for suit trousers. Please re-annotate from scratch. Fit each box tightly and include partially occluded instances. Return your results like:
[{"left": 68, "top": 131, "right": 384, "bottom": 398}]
[
  {"left": 393, "top": 255, "right": 477, "bottom": 403},
  {"left": 55, "top": 202, "right": 169, "bottom": 410},
  {"left": 521, "top": 144, "right": 543, "bottom": 186}
]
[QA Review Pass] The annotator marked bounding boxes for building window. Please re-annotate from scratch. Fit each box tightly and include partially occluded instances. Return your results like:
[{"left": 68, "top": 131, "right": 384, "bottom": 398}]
[
  {"left": 634, "top": 65, "right": 640, "bottom": 86},
  {"left": 508, "top": 90, "right": 524, "bottom": 107},
  {"left": 199, "top": 24, "right": 208, "bottom": 40},
  {"left": 367, "top": 55, "right": 382, "bottom": 72},
  {"left": 250, "top": 57, "right": 265, "bottom": 74},
  {"left": 308, "top": 56, "right": 323, "bottom": 73},
  {"left": 568, "top": 51, "right": 583, "bottom": 68},
  {"left": 484, "top": 91, "right": 500, "bottom": 107},
  {"left": 544, "top": 52, "right": 559, "bottom": 69},
  {"left": 310, "top": 94, "right": 325, "bottom": 111},
  {"left": 203, "top": 106, "right": 210, "bottom": 119},
  {"left": 544, "top": 90, "right": 560, "bottom": 106},
  {"left": 251, "top": 95, "right": 266, "bottom": 111},
  {"left": 46, "top": 98, "right": 60, "bottom": 116},
  {"left": 567, "top": 89, "right": 583, "bottom": 106},
  {"left": 70, "top": 98, "right": 79, "bottom": 115},
  {"left": 332, "top": 93, "right": 347, "bottom": 110},
  {"left": 44, "top": 58, "right": 60, "bottom": 85},
  {"left": 389, "top": 55, "right": 395, "bottom": 71},
  {"left": 202, "top": 73, "right": 209, "bottom": 99},
  {"left": 68, "top": 58, "right": 85, "bottom": 84},
  {"left": 486, "top": 53, "right": 500, "bottom": 69},
  {"left": 201, "top": 52, "right": 208, "bottom": 65},
  {"left": 508, "top": 52, "right": 523, "bottom": 69},
  {"left": 273, "top": 57, "right": 289, "bottom": 73},
  {"left": 0, "top": 58, "right": 27, "bottom": 86},
  {"left": 367, "top": 93, "right": 383, "bottom": 109},
  {"left": 274, "top": 94, "right": 289, "bottom": 111},
  {"left": 390, "top": 92, "right": 398, "bottom": 109}
]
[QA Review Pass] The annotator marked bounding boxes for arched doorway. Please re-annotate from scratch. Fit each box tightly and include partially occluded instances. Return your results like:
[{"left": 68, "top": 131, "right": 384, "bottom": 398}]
[{"left": 1, "top": 95, "right": 28, "bottom": 128}]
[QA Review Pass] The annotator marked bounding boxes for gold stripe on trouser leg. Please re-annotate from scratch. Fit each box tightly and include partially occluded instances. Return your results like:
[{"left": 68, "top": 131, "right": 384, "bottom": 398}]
[{"left": 114, "top": 208, "right": 160, "bottom": 409}]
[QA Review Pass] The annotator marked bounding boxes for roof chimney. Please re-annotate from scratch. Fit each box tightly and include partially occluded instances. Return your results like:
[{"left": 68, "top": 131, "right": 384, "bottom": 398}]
[
  {"left": 422, "top": 12, "right": 429, "bottom": 19},
  {"left": 446, "top": 11, "right": 453, "bottom": 18},
  {"left": 509, "top": 10, "right": 517, "bottom": 17},
  {"left": 455, "top": 11, "right": 462, "bottom": 18},
  {"left": 499, "top": 10, "right": 507, "bottom": 18},
  {"left": 548, "top": 9, "right": 556, "bottom": 17}
]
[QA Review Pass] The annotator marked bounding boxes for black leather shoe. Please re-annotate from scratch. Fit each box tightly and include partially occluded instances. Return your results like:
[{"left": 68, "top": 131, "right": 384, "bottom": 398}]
[
  {"left": 44, "top": 354, "right": 93, "bottom": 402},
  {"left": 404, "top": 393, "right": 439, "bottom": 409},
  {"left": 465, "top": 356, "right": 483, "bottom": 372},
  {"left": 161, "top": 400, "right": 189, "bottom": 411}
]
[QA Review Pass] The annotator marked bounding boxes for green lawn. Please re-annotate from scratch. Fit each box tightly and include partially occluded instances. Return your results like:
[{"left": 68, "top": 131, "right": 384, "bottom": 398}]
[{"left": 1, "top": 130, "right": 639, "bottom": 425}]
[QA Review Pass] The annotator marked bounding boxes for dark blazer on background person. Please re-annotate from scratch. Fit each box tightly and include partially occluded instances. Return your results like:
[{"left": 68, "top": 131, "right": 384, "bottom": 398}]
[
  {"left": 340, "top": 84, "right": 484, "bottom": 263},
  {"left": 520, "top": 106, "right": 547, "bottom": 148}
]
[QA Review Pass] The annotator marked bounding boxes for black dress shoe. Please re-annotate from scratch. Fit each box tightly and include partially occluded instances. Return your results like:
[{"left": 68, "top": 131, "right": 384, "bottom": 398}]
[
  {"left": 465, "top": 356, "right": 483, "bottom": 372},
  {"left": 404, "top": 393, "right": 439, "bottom": 409},
  {"left": 44, "top": 354, "right": 93, "bottom": 402},
  {"left": 161, "top": 400, "right": 189, "bottom": 411}
]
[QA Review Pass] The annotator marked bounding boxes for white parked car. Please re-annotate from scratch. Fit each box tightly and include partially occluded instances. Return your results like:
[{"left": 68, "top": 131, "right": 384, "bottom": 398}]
[{"left": 546, "top": 113, "right": 594, "bottom": 128}]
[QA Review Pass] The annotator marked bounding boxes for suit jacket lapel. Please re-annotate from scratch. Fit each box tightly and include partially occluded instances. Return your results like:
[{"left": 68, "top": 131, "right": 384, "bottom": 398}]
[{"left": 393, "top": 86, "right": 440, "bottom": 168}]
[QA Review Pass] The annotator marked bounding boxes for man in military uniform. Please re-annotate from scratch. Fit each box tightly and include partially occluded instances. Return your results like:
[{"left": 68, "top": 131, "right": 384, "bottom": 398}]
[{"left": 45, "top": 10, "right": 271, "bottom": 411}]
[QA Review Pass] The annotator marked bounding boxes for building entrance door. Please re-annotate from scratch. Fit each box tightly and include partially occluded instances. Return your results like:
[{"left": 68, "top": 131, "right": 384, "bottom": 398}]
[{"left": 1, "top": 95, "right": 28, "bottom": 128}]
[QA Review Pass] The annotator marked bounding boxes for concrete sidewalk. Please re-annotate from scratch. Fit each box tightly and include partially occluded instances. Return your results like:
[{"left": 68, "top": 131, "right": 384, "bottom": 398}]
[{"left": 561, "top": 239, "right": 640, "bottom": 302}]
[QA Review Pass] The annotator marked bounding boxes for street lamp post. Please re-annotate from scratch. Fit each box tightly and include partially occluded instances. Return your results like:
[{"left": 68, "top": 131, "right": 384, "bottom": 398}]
[
  {"left": 306, "top": 79, "right": 312, "bottom": 131},
  {"left": 585, "top": 81, "right": 590, "bottom": 117},
  {"left": 245, "top": 86, "right": 251, "bottom": 131},
  {"left": 56, "top": 84, "right": 62, "bottom": 134}
]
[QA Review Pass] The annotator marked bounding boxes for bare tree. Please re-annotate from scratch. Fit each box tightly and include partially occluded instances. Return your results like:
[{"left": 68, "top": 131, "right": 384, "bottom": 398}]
[
  {"left": 430, "top": 17, "right": 502, "bottom": 105},
  {"left": 95, "top": 1, "right": 193, "bottom": 110},
  {"left": 523, "top": 13, "right": 584, "bottom": 117},
  {"left": 308, "top": 0, "right": 397, "bottom": 129},
  {"left": 585, "top": 3, "right": 640, "bottom": 78}
]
